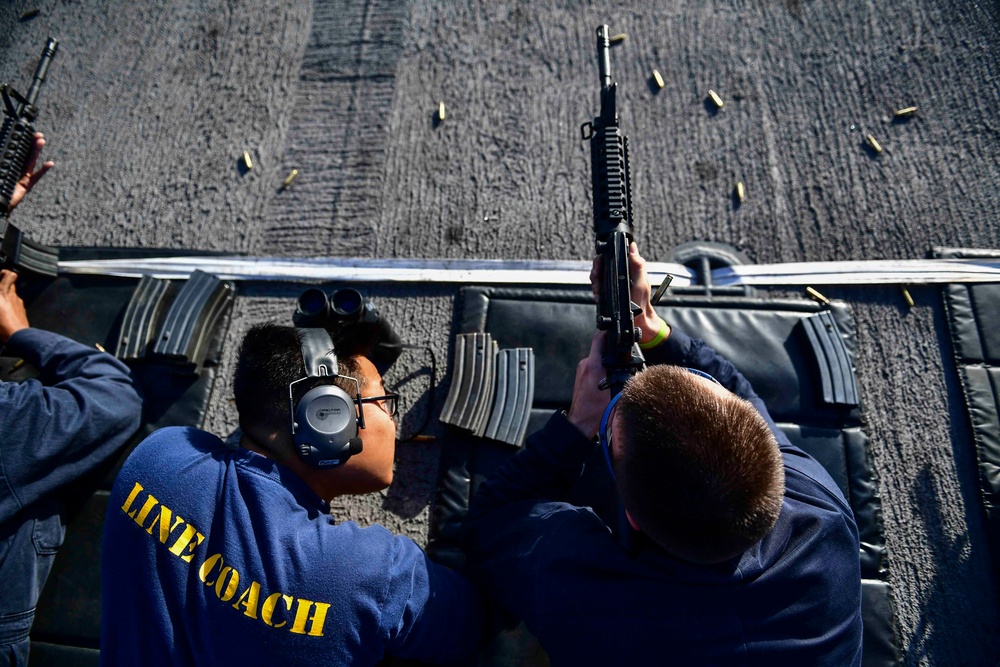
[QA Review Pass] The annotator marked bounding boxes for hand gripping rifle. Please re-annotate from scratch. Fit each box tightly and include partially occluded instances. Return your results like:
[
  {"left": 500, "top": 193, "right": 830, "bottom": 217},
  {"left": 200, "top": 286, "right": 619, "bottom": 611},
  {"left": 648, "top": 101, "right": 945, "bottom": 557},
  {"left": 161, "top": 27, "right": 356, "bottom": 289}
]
[
  {"left": 581, "top": 26, "right": 644, "bottom": 398},
  {"left": 0, "top": 38, "right": 60, "bottom": 277}
]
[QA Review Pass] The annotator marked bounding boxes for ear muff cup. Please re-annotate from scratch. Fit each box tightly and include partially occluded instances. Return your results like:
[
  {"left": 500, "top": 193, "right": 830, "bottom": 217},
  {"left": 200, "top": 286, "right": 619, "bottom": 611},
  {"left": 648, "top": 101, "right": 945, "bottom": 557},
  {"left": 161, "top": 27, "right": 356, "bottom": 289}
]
[{"left": 294, "top": 384, "right": 363, "bottom": 468}]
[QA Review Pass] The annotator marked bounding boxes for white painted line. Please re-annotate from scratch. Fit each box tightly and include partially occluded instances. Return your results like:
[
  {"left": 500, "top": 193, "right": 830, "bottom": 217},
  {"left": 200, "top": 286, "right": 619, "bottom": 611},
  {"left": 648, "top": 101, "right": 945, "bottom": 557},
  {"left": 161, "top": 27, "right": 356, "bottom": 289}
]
[{"left": 58, "top": 256, "right": 697, "bottom": 287}]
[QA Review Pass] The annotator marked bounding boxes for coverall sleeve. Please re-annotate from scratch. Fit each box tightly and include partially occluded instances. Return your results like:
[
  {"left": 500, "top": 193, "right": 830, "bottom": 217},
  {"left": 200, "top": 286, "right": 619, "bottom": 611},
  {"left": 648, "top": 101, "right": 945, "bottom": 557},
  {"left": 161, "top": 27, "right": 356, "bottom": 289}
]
[
  {"left": 465, "top": 410, "right": 596, "bottom": 524},
  {"left": 0, "top": 328, "right": 143, "bottom": 523}
]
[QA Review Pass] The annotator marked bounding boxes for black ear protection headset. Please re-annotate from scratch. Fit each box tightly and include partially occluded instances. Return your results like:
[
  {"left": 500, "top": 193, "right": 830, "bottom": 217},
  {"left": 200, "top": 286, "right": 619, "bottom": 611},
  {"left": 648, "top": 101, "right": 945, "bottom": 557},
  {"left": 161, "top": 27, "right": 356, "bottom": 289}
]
[{"left": 289, "top": 328, "right": 365, "bottom": 469}]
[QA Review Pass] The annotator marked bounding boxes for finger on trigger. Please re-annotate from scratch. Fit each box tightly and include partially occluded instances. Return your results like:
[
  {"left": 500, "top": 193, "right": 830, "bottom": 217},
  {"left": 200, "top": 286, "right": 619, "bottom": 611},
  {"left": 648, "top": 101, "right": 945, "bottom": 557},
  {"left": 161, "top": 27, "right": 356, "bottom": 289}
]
[
  {"left": 630, "top": 242, "right": 643, "bottom": 263},
  {"left": 590, "top": 330, "right": 605, "bottom": 355},
  {"left": 629, "top": 250, "right": 645, "bottom": 279},
  {"left": 590, "top": 257, "right": 601, "bottom": 296}
]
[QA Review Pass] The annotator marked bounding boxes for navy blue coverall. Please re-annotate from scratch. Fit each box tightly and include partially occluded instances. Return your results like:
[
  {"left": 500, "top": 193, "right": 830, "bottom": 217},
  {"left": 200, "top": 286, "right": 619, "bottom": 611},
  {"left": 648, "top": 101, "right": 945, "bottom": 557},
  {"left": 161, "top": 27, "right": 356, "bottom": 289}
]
[
  {"left": 0, "top": 328, "right": 141, "bottom": 665},
  {"left": 462, "top": 328, "right": 863, "bottom": 666}
]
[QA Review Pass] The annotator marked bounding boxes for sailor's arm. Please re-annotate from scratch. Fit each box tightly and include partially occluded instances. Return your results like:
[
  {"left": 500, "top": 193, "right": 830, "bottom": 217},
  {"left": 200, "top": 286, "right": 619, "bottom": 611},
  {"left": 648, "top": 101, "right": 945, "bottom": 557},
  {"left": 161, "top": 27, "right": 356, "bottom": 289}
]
[{"left": 0, "top": 271, "right": 142, "bottom": 518}]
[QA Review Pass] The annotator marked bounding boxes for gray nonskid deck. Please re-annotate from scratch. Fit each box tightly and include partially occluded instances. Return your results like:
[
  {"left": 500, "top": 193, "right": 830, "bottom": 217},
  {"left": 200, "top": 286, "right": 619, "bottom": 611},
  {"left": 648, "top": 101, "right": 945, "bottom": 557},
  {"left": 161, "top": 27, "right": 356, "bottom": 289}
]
[{"left": 1, "top": 0, "right": 998, "bottom": 663}]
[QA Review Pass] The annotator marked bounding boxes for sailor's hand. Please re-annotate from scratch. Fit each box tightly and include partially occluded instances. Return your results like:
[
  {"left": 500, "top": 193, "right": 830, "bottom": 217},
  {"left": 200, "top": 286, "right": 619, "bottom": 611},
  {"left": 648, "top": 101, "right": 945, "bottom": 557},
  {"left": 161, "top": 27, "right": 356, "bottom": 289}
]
[
  {"left": 7, "top": 133, "right": 54, "bottom": 213},
  {"left": 625, "top": 242, "right": 668, "bottom": 344},
  {"left": 589, "top": 242, "right": 668, "bottom": 345},
  {"left": 0, "top": 270, "right": 29, "bottom": 343},
  {"left": 566, "top": 331, "right": 610, "bottom": 439}
]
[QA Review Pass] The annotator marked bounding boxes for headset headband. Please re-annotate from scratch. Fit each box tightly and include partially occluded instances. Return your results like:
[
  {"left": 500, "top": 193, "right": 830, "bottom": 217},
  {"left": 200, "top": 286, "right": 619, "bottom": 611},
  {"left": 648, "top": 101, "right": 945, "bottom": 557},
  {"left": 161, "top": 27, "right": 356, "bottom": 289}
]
[{"left": 298, "top": 328, "right": 338, "bottom": 377}]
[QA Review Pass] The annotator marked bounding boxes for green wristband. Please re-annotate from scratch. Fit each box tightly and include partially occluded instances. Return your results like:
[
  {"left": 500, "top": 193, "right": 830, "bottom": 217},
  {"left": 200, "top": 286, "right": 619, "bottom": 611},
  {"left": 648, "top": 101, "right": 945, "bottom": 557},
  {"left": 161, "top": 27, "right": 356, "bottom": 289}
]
[{"left": 638, "top": 318, "right": 668, "bottom": 350}]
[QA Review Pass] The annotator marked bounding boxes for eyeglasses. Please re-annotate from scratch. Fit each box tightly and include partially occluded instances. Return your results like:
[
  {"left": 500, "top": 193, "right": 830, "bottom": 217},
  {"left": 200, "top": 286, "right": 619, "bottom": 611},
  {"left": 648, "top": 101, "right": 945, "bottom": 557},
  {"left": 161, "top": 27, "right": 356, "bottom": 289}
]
[
  {"left": 599, "top": 367, "right": 722, "bottom": 482},
  {"left": 357, "top": 393, "right": 400, "bottom": 418}
]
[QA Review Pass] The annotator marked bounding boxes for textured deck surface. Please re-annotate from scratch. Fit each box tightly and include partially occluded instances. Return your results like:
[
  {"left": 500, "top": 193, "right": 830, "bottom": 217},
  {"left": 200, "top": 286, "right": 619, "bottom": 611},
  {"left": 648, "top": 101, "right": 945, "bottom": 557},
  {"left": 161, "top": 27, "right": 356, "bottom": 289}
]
[{"left": 2, "top": 0, "right": 999, "bottom": 663}]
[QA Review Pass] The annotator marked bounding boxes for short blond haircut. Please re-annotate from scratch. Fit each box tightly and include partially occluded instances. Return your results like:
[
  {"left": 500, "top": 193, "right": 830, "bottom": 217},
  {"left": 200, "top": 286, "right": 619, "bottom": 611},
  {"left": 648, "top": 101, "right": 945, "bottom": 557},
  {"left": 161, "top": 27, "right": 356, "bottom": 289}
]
[{"left": 615, "top": 365, "right": 785, "bottom": 563}]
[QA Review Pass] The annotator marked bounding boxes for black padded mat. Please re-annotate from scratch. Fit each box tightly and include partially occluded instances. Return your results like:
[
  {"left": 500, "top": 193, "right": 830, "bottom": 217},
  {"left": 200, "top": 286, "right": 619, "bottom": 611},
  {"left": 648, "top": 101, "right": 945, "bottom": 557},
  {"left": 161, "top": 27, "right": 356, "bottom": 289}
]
[
  {"left": 432, "top": 286, "right": 901, "bottom": 666},
  {"left": 939, "top": 247, "right": 1000, "bottom": 572}
]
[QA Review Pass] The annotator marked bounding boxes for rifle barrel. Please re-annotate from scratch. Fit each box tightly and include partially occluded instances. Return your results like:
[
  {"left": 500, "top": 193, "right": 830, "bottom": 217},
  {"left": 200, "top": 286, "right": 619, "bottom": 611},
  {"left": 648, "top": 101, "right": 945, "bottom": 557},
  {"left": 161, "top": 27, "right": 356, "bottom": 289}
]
[
  {"left": 596, "top": 25, "right": 611, "bottom": 93},
  {"left": 24, "top": 38, "right": 58, "bottom": 108}
]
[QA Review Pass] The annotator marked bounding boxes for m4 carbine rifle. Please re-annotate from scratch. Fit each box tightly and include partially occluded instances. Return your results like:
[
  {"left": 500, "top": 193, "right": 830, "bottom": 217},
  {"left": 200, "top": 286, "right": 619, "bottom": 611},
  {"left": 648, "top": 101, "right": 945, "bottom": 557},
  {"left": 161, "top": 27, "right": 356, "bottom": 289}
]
[
  {"left": 0, "top": 38, "right": 59, "bottom": 277},
  {"left": 581, "top": 25, "right": 644, "bottom": 398}
]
